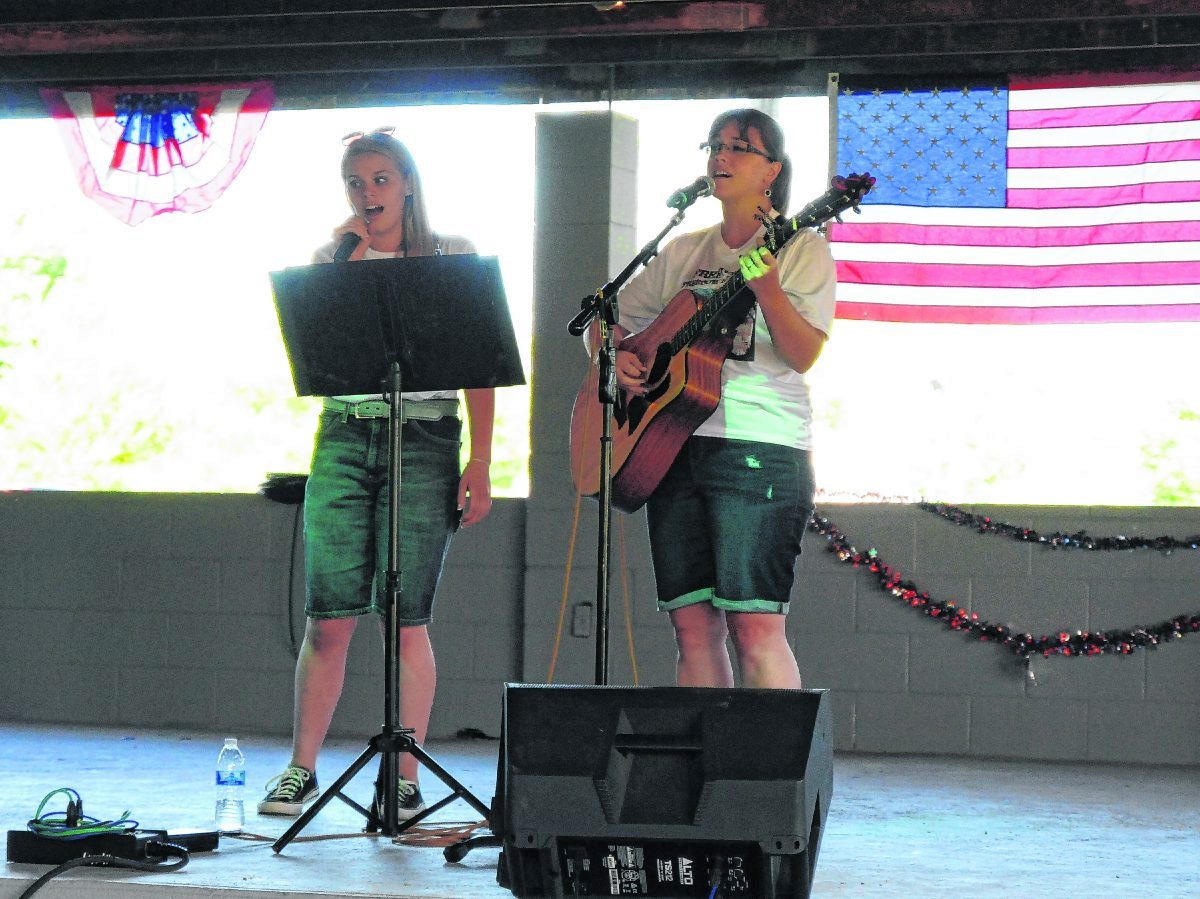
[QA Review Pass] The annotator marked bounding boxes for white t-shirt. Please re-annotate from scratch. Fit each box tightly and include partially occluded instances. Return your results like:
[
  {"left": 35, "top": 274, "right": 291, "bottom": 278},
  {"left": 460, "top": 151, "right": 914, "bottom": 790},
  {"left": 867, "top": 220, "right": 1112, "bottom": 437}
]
[
  {"left": 311, "top": 235, "right": 476, "bottom": 403},
  {"left": 616, "top": 222, "right": 837, "bottom": 450}
]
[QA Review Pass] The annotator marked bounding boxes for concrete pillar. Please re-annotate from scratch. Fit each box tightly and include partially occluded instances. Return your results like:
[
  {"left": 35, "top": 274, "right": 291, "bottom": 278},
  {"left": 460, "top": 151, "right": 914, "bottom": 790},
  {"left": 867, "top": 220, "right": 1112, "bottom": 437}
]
[{"left": 522, "top": 110, "right": 650, "bottom": 686}]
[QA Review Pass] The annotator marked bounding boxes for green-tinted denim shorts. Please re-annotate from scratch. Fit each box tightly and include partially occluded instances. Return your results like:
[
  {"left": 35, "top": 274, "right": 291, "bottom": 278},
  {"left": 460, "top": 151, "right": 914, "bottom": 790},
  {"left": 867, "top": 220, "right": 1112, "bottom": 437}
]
[
  {"left": 303, "top": 409, "right": 461, "bottom": 624},
  {"left": 646, "top": 436, "right": 814, "bottom": 614}
]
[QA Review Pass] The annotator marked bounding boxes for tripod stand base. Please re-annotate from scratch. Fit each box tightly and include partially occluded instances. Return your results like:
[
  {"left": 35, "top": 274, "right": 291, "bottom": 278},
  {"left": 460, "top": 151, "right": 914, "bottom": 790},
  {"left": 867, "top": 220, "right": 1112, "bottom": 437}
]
[
  {"left": 271, "top": 728, "right": 491, "bottom": 853},
  {"left": 443, "top": 831, "right": 502, "bottom": 862}
]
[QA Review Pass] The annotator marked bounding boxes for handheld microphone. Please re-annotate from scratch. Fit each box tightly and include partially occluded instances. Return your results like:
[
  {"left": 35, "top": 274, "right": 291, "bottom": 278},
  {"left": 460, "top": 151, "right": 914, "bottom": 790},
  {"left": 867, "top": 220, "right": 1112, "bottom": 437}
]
[
  {"left": 666, "top": 175, "right": 715, "bottom": 210},
  {"left": 333, "top": 232, "right": 361, "bottom": 262}
]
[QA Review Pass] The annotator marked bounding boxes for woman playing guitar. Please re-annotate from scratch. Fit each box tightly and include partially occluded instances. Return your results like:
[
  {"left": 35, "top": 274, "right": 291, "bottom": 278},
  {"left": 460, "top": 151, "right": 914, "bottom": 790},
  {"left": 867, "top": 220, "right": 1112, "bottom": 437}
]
[{"left": 604, "top": 108, "right": 837, "bottom": 689}]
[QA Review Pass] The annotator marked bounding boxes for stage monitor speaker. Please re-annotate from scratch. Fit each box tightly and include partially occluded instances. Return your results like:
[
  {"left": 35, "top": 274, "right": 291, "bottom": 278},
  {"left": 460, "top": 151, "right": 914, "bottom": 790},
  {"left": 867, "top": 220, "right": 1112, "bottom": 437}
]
[{"left": 495, "top": 684, "right": 832, "bottom": 899}]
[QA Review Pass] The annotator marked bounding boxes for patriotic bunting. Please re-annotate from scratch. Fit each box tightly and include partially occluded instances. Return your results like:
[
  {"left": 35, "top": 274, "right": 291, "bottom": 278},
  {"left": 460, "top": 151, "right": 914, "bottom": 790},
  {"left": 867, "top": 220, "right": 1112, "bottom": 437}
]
[{"left": 40, "top": 81, "right": 274, "bottom": 226}]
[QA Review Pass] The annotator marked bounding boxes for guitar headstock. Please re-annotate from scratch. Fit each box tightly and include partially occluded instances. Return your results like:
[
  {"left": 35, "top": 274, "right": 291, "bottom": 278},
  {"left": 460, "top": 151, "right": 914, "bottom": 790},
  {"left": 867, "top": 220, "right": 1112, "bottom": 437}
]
[
  {"left": 760, "top": 172, "right": 876, "bottom": 250},
  {"left": 829, "top": 172, "right": 877, "bottom": 210}
]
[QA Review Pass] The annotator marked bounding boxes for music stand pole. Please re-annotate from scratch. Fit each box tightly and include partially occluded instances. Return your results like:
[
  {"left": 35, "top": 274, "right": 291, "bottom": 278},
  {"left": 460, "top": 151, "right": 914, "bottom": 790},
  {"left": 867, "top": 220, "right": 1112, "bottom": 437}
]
[
  {"left": 273, "top": 373, "right": 490, "bottom": 852},
  {"left": 268, "top": 254, "right": 523, "bottom": 854},
  {"left": 378, "top": 360, "right": 408, "bottom": 834}
]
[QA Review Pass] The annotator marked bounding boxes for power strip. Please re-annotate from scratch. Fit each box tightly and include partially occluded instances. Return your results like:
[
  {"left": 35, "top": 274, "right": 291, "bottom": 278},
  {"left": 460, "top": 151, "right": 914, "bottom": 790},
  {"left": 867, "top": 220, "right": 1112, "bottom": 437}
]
[{"left": 6, "top": 828, "right": 219, "bottom": 865}]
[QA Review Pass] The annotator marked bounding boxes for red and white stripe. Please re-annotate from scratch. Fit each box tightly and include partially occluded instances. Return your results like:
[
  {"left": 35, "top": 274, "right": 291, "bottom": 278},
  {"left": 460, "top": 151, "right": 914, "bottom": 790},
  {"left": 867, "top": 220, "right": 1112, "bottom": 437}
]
[{"left": 830, "top": 75, "right": 1200, "bottom": 324}]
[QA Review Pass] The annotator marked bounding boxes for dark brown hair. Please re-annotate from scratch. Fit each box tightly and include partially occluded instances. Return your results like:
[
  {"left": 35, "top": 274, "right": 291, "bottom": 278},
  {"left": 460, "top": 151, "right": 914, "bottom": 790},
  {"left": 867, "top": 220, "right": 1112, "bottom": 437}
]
[{"left": 707, "top": 107, "right": 792, "bottom": 214}]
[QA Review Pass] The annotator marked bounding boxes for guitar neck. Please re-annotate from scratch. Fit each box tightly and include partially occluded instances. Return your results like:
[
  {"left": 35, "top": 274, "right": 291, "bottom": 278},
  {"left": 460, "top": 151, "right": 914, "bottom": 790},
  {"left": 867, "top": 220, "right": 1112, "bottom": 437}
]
[
  {"left": 668, "top": 268, "right": 749, "bottom": 354},
  {"left": 667, "top": 221, "right": 799, "bottom": 354},
  {"left": 662, "top": 176, "right": 872, "bottom": 356}
]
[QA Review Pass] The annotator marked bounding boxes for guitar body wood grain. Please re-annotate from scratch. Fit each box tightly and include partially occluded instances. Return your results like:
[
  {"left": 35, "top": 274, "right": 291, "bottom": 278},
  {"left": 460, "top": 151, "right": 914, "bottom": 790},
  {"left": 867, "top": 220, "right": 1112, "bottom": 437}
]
[{"left": 571, "top": 287, "right": 731, "bottom": 513}]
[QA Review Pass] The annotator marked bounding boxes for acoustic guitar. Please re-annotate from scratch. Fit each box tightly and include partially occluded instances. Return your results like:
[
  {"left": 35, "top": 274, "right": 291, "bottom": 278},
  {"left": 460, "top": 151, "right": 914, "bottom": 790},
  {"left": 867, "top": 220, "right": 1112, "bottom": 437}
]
[{"left": 570, "top": 173, "right": 874, "bottom": 513}]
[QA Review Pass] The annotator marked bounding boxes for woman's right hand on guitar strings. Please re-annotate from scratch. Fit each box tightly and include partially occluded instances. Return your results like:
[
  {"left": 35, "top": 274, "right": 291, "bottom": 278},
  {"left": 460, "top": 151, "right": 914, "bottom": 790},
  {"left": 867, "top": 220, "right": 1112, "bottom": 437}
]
[{"left": 615, "top": 349, "right": 648, "bottom": 395}]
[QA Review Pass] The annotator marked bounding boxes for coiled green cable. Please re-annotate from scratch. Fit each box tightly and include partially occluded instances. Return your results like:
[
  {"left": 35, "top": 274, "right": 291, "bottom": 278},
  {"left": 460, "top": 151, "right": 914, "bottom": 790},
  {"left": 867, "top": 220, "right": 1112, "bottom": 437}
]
[{"left": 26, "top": 787, "right": 138, "bottom": 840}]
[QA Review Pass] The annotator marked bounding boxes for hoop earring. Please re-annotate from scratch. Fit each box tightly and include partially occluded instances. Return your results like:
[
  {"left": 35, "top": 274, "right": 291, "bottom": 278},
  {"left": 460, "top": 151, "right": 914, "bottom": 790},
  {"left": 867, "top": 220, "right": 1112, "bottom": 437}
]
[{"left": 764, "top": 187, "right": 772, "bottom": 198}]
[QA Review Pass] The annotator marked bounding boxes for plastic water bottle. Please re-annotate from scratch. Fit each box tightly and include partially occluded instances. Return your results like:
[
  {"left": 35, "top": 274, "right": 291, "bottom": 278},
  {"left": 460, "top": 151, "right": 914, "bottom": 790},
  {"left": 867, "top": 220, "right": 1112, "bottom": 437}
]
[{"left": 215, "top": 737, "right": 246, "bottom": 833}]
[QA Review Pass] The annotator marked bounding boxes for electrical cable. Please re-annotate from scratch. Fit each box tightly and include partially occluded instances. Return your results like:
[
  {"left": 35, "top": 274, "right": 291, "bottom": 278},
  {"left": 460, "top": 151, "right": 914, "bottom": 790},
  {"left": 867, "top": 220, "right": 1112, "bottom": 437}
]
[
  {"left": 17, "top": 840, "right": 188, "bottom": 899},
  {"left": 552, "top": 395, "right": 642, "bottom": 683},
  {"left": 549, "top": 404, "right": 595, "bottom": 682},
  {"left": 25, "top": 788, "right": 138, "bottom": 840},
  {"left": 257, "top": 471, "right": 308, "bottom": 659},
  {"left": 707, "top": 850, "right": 726, "bottom": 899},
  {"left": 18, "top": 790, "right": 189, "bottom": 899},
  {"left": 617, "top": 514, "right": 639, "bottom": 684},
  {"left": 287, "top": 500, "right": 303, "bottom": 658}
]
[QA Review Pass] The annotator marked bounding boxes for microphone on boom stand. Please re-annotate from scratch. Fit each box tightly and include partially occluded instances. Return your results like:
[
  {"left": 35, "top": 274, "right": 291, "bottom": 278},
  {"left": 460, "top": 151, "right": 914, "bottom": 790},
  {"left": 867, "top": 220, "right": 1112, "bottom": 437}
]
[{"left": 665, "top": 175, "right": 715, "bottom": 210}]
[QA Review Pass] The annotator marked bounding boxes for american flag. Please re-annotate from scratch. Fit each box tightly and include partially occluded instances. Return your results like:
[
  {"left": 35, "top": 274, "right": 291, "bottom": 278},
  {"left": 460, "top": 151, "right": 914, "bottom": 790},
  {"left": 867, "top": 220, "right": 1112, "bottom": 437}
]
[{"left": 828, "top": 74, "right": 1200, "bottom": 324}]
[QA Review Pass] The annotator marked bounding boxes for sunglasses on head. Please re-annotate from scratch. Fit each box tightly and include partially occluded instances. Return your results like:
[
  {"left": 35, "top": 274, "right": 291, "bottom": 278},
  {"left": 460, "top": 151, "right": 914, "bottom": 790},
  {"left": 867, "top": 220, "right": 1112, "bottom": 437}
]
[{"left": 342, "top": 126, "right": 396, "bottom": 146}]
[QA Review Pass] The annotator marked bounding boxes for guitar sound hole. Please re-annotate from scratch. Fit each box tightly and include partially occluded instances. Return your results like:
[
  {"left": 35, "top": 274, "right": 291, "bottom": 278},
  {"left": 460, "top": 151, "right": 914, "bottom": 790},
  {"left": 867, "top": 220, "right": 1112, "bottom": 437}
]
[{"left": 623, "top": 367, "right": 670, "bottom": 433}]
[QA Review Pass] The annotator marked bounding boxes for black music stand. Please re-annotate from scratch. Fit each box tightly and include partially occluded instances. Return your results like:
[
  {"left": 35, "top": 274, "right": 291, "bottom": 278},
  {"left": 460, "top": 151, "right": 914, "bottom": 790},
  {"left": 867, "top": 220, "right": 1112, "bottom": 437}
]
[{"left": 268, "top": 253, "right": 525, "bottom": 852}]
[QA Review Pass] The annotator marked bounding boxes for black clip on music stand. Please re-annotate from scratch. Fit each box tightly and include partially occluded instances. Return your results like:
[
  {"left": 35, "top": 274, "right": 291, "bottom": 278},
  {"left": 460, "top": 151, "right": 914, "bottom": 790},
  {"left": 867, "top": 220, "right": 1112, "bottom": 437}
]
[{"left": 268, "top": 253, "right": 525, "bottom": 852}]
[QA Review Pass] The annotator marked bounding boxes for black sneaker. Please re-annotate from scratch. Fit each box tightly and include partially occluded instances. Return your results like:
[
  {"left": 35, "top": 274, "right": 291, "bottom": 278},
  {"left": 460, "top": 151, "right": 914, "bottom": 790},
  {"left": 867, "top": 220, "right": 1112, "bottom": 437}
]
[
  {"left": 257, "top": 765, "right": 318, "bottom": 816},
  {"left": 397, "top": 778, "right": 426, "bottom": 822},
  {"left": 374, "top": 777, "right": 427, "bottom": 826}
]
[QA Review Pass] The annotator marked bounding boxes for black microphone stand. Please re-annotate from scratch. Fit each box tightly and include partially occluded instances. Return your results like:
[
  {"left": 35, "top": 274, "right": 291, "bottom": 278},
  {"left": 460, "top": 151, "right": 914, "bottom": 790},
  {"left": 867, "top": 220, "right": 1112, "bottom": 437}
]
[
  {"left": 565, "top": 206, "right": 691, "bottom": 685},
  {"left": 443, "top": 205, "right": 696, "bottom": 866}
]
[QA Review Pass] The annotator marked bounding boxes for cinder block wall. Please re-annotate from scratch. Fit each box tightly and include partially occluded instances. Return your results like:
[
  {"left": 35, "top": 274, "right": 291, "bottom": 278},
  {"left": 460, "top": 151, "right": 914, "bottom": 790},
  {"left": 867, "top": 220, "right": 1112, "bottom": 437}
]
[
  {"left": 0, "top": 490, "right": 1196, "bottom": 765},
  {"left": 523, "top": 110, "right": 644, "bottom": 689},
  {"left": 1, "top": 112, "right": 1197, "bottom": 766},
  {"left": 0, "top": 491, "right": 525, "bottom": 742},
  {"left": 518, "top": 497, "right": 1200, "bottom": 766}
]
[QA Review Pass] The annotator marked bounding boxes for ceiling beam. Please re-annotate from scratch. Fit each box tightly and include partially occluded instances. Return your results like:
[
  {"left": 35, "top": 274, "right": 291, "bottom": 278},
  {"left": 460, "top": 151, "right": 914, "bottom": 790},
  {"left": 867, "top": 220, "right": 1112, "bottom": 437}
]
[{"left": 2, "top": 2, "right": 1198, "bottom": 116}]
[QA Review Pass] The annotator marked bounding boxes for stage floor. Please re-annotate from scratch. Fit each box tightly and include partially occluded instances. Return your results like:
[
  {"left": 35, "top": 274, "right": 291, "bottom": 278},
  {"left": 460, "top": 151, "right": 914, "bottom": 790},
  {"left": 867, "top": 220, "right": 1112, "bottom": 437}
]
[{"left": 1, "top": 721, "right": 1198, "bottom": 898}]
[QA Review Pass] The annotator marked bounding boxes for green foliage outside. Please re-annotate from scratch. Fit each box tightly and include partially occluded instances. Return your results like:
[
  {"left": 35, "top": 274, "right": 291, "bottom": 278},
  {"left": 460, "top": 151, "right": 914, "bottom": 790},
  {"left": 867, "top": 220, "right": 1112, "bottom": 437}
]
[
  {"left": 0, "top": 230, "right": 529, "bottom": 495},
  {"left": 0, "top": 105, "right": 1194, "bottom": 506},
  {"left": 0, "top": 244, "right": 176, "bottom": 489},
  {"left": 1141, "top": 409, "right": 1199, "bottom": 506}
]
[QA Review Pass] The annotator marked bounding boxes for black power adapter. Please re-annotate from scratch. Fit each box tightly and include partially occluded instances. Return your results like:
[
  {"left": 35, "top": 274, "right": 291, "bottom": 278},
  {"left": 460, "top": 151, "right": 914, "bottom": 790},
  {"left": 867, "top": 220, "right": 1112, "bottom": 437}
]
[{"left": 6, "top": 828, "right": 219, "bottom": 866}]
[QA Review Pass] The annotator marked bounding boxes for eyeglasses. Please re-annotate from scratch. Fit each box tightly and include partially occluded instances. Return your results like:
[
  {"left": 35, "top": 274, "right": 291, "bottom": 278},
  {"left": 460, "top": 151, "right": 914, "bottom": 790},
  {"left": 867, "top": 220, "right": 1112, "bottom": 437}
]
[
  {"left": 699, "top": 139, "right": 775, "bottom": 162},
  {"left": 342, "top": 126, "right": 396, "bottom": 145}
]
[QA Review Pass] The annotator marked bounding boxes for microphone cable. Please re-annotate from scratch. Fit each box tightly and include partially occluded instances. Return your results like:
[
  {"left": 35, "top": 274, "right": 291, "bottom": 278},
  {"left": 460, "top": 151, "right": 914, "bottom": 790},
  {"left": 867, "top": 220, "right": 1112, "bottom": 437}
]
[
  {"left": 18, "top": 788, "right": 189, "bottom": 899},
  {"left": 18, "top": 841, "right": 189, "bottom": 899},
  {"left": 25, "top": 787, "right": 137, "bottom": 840}
]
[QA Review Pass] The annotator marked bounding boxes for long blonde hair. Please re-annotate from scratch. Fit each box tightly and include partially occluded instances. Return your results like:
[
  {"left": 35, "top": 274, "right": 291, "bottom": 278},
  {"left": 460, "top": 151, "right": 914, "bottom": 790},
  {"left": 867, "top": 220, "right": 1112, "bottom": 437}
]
[{"left": 341, "top": 132, "right": 437, "bottom": 256}]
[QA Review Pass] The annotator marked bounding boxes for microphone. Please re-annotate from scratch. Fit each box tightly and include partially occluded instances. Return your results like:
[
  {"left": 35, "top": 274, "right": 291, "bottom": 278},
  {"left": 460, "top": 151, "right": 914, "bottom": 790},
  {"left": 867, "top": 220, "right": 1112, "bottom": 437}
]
[
  {"left": 333, "top": 232, "right": 361, "bottom": 262},
  {"left": 666, "top": 175, "right": 715, "bottom": 210}
]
